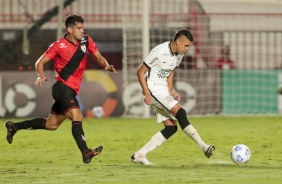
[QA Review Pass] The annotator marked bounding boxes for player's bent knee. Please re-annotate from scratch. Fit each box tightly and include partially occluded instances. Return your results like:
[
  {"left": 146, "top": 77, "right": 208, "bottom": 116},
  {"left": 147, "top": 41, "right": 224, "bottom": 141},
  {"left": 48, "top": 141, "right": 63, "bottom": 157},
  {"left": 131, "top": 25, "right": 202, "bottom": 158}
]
[
  {"left": 161, "top": 126, "right": 178, "bottom": 139},
  {"left": 46, "top": 125, "right": 59, "bottom": 131},
  {"left": 45, "top": 121, "right": 60, "bottom": 131},
  {"left": 175, "top": 108, "right": 190, "bottom": 130}
]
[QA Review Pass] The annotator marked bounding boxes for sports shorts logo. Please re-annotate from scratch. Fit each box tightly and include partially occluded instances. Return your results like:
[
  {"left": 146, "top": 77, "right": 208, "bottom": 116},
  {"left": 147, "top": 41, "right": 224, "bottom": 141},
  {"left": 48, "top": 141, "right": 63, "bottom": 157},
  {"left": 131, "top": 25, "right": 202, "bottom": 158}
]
[{"left": 164, "top": 95, "right": 173, "bottom": 103}]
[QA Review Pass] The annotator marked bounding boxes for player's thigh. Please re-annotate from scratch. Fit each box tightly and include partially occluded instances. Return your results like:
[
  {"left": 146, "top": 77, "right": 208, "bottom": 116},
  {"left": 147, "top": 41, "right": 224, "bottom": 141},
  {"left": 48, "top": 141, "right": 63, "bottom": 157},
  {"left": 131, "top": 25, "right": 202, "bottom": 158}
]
[
  {"left": 65, "top": 108, "right": 83, "bottom": 122},
  {"left": 163, "top": 119, "right": 177, "bottom": 126},
  {"left": 45, "top": 113, "right": 67, "bottom": 130},
  {"left": 170, "top": 104, "right": 181, "bottom": 116},
  {"left": 150, "top": 86, "right": 178, "bottom": 112},
  {"left": 155, "top": 107, "right": 176, "bottom": 123}
]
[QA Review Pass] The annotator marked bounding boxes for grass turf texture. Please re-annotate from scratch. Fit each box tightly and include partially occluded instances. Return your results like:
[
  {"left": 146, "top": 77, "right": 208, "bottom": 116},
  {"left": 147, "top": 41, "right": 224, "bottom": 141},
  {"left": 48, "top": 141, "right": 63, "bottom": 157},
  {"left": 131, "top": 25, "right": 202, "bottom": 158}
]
[{"left": 0, "top": 116, "right": 281, "bottom": 184}]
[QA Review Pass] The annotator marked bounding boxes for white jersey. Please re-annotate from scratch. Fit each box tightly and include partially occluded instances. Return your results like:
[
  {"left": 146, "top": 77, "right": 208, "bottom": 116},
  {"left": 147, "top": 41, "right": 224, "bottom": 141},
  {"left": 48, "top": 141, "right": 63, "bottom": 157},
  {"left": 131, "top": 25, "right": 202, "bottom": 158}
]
[
  {"left": 143, "top": 41, "right": 184, "bottom": 123},
  {"left": 143, "top": 41, "right": 184, "bottom": 86}
]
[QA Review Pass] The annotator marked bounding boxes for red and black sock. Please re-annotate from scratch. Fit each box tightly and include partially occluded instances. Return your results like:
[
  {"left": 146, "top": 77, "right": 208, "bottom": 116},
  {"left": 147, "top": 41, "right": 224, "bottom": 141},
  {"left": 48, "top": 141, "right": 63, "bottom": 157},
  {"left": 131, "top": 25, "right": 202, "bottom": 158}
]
[
  {"left": 13, "top": 118, "right": 46, "bottom": 130},
  {"left": 72, "top": 121, "right": 88, "bottom": 154}
]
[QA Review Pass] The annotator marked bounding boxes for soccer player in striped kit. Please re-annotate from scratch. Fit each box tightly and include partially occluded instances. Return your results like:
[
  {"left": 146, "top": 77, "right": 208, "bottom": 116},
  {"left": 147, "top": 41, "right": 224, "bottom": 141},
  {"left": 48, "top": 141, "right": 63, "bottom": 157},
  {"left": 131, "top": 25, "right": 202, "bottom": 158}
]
[
  {"left": 132, "top": 29, "right": 215, "bottom": 165},
  {"left": 5, "top": 15, "right": 117, "bottom": 164}
]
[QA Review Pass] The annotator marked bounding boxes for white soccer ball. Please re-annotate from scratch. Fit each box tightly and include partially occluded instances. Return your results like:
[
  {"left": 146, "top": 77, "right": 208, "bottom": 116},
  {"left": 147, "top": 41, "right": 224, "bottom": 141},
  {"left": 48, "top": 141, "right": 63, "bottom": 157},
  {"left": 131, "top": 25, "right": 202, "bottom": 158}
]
[
  {"left": 230, "top": 144, "right": 251, "bottom": 163},
  {"left": 92, "top": 106, "right": 104, "bottom": 118}
]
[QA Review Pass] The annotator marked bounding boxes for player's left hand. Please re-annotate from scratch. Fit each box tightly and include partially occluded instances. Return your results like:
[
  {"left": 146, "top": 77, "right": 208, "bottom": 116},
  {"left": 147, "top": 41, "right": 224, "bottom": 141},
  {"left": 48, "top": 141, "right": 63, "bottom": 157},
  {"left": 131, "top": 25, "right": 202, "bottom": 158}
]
[
  {"left": 105, "top": 65, "right": 117, "bottom": 75},
  {"left": 34, "top": 76, "right": 49, "bottom": 86},
  {"left": 170, "top": 91, "right": 180, "bottom": 101}
]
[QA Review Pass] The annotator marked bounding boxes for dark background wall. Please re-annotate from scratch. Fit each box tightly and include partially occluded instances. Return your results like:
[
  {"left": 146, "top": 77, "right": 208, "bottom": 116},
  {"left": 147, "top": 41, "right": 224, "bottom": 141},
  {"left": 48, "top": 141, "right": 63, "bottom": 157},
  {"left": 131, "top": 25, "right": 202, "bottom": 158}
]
[{"left": 0, "top": 29, "right": 123, "bottom": 71}]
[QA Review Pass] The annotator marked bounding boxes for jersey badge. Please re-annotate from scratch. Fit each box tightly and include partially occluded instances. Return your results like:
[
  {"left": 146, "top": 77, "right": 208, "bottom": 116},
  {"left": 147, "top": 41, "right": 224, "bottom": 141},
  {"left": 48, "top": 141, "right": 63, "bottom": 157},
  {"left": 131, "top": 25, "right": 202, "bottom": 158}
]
[{"left": 80, "top": 44, "right": 86, "bottom": 53}]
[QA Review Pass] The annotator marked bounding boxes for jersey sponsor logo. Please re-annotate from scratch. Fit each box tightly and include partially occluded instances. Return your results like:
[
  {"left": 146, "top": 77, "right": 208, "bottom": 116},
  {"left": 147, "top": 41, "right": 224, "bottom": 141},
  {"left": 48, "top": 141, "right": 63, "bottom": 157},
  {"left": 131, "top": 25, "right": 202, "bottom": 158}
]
[
  {"left": 157, "top": 69, "right": 172, "bottom": 78},
  {"left": 59, "top": 43, "right": 67, "bottom": 48},
  {"left": 81, "top": 37, "right": 87, "bottom": 43},
  {"left": 80, "top": 44, "right": 86, "bottom": 53},
  {"left": 149, "top": 57, "right": 158, "bottom": 65}
]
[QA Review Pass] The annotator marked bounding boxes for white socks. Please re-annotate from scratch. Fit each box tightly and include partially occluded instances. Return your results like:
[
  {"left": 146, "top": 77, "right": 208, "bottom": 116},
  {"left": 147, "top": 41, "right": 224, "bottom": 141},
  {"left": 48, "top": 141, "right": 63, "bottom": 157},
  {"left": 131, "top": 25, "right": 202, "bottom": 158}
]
[
  {"left": 182, "top": 125, "right": 208, "bottom": 152},
  {"left": 135, "top": 125, "right": 208, "bottom": 157},
  {"left": 135, "top": 131, "right": 167, "bottom": 158}
]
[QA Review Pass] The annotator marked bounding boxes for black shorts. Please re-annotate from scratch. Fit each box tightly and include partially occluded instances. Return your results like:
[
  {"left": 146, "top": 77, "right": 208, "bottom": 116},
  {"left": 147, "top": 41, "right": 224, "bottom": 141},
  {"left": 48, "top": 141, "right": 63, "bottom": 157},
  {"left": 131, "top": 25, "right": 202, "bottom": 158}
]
[{"left": 51, "top": 81, "right": 80, "bottom": 114}]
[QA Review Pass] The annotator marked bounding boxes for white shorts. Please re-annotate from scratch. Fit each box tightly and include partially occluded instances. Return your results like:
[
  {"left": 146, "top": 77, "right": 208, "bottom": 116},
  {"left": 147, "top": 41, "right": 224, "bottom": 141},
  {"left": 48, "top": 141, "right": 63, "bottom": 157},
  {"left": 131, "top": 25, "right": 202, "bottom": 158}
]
[{"left": 148, "top": 83, "right": 178, "bottom": 123}]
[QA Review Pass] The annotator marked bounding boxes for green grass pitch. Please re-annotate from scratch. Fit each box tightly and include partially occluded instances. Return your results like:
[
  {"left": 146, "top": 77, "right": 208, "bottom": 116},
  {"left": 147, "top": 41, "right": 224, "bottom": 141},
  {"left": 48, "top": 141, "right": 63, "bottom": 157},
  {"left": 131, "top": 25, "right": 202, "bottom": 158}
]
[{"left": 1, "top": 116, "right": 281, "bottom": 184}]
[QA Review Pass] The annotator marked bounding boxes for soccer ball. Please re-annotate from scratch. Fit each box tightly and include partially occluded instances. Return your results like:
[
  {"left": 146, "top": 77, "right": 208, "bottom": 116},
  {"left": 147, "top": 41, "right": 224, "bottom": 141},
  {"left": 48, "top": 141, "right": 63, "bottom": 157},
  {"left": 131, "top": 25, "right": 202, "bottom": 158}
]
[
  {"left": 230, "top": 144, "right": 251, "bottom": 163},
  {"left": 92, "top": 106, "right": 104, "bottom": 118}
]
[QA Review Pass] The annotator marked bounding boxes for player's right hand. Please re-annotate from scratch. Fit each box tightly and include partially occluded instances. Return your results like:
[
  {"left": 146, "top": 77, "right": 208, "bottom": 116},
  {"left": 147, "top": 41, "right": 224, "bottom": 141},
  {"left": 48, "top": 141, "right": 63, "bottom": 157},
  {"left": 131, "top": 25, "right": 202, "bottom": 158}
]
[
  {"left": 34, "top": 76, "right": 49, "bottom": 86},
  {"left": 144, "top": 94, "right": 152, "bottom": 105},
  {"left": 105, "top": 65, "right": 117, "bottom": 75}
]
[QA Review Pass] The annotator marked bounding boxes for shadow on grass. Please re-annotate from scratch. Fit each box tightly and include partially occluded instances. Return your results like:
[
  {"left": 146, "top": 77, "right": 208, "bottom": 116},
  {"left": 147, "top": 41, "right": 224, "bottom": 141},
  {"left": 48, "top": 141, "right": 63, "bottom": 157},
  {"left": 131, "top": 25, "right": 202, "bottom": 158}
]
[{"left": 120, "top": 162, "right": 282, "bottom": 170}]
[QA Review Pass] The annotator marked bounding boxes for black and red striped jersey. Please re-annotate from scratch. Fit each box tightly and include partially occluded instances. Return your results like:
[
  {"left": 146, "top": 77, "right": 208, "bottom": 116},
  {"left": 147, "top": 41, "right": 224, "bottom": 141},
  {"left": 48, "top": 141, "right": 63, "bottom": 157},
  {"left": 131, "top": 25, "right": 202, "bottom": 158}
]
[{"left": 44, "top": 34, "right": 98, "bottom": 94}]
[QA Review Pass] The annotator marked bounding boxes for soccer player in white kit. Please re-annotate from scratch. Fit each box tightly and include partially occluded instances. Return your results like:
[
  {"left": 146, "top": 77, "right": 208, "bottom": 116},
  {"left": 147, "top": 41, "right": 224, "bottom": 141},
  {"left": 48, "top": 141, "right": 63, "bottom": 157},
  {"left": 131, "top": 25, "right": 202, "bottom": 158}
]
[{"left": 131, "top": 29, "right": 215, "bottom": 165}]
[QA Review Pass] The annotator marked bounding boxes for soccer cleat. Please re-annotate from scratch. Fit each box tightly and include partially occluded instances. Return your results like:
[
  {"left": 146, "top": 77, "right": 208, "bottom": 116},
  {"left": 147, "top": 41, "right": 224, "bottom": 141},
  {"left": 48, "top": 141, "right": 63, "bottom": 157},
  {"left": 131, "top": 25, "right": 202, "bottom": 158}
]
[
  {"left": 131, "top": 154, "right": 153, "bottom": 165},
  {"left": 204, "top": 144, "right": 215, "bottom": 158},
  {"left": 5, "top": 121, "right": 16, "bottom": 144},
  {"left": 82, "top": 146, "right": 103, "bottom": 164}
]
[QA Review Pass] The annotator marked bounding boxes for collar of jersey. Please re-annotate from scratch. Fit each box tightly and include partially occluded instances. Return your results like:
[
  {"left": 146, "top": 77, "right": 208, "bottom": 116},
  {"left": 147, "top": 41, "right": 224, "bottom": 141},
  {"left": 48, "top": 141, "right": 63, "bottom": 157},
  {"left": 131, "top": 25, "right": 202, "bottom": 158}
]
[
  {"left": 169, "top": 41, "right": 178, "bottom": 56},
  {"left": 64, "top": 34, "right": 80, "bottom": 47}
]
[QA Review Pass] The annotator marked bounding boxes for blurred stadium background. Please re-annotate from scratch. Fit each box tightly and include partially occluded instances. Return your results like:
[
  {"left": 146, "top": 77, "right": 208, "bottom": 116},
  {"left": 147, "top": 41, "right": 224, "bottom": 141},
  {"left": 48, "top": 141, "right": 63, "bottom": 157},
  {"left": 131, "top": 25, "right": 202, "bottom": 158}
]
[{"left": 0, "top": 0, "right": 282, "bottom": 118}]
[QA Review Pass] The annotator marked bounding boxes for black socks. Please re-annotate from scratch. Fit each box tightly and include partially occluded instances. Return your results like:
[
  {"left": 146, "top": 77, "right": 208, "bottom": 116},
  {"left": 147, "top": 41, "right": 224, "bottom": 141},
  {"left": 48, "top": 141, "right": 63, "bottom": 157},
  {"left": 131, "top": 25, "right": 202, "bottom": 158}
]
[
  {"left": 13, "top": 118, "right": 46, "bottom": 130},
  {"left": 160, "top": 126, "right": 178, "bottom": 139},
  {"left": 72, "top": 121, "right": 88, "bottom": 154},
  {"left": 175, "top": 108, "right": 190, "bottom": 130}
]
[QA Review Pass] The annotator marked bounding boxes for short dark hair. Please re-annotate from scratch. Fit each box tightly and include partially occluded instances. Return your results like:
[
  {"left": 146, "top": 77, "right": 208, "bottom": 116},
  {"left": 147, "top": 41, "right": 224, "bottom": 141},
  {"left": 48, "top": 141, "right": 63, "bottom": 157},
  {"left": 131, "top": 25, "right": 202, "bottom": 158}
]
[
  {"left": 173, "top": 29, "right": 194, "bottom": 42},
  {"left": 65, "top": 15, "right": 84, "bottom": 28}
]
